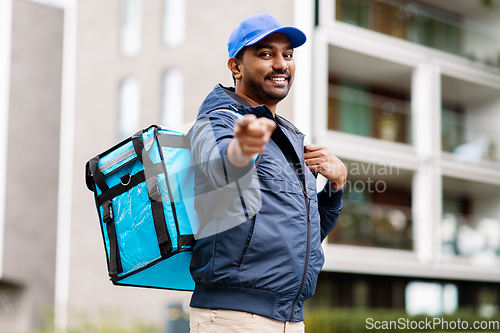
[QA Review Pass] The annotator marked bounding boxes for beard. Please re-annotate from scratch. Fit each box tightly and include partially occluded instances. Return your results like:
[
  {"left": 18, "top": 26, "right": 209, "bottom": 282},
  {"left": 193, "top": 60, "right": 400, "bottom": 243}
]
[{"left": 247, "top": 70, "right": 293, "bottom": 101}]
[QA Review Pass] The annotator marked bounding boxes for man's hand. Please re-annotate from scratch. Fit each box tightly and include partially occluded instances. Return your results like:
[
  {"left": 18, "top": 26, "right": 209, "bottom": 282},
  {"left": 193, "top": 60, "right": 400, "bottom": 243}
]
[
  {"left": 227, "top": 114, "right": 276, "bottom": 167},
  {"left": 304, "top": 144, "right": 346, "bottom": 190}
]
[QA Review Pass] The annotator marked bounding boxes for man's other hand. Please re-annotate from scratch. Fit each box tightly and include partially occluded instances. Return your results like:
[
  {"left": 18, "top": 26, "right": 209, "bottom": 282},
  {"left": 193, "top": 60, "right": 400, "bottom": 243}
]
[
  {"left": 227, "top": 114, "right": 276, "bottom": 168},
  {"left": 304, "top": 144, "right": 347, "bottom": 190}
]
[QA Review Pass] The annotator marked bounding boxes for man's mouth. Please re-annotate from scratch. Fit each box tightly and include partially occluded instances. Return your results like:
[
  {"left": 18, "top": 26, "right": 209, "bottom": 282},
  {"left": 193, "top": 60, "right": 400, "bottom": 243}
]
[
  {"left": 265, "top": 71, "right": 290, "bottom": 84},
  {"left": 269, "top": 77, "right": 287, "bottom": 83}
]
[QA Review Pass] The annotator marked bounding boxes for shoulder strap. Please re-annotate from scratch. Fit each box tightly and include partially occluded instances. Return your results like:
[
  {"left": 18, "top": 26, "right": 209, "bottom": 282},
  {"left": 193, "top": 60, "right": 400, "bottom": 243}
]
[
  {"left": 209, "top": 108, "right": 244, "bottom": 119},
  {"left": 270, "top": 126, "right": 306, "bottom": 193}
]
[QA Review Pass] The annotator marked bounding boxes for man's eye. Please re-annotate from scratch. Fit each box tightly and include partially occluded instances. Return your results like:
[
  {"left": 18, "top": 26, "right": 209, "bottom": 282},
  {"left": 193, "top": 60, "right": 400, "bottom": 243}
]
[
  {"left": 284, "top": 53, "right": 293, "bottom": 59},
  {"left": 260, "top": 52, "right": 272, "bottom": 57}
]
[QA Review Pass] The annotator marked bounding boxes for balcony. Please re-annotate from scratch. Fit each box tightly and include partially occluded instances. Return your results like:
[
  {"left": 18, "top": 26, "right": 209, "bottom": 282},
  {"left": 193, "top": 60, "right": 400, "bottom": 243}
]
[
  {"left": 326, "top": 45, "right": 414, "bottom": 149},
  {"left": 441, "top": 176, "right": 500, "bottom": 267},
  {"left": 328, "top": 82, "right": 412, "bottom": 144},
  {"left": 327, "top": 160, "right": 413, "bottom": 251},
  {"left": 334, "top": 0, "right": 500, "bottom": 69},
  {"left": 442, "top": 75, "right": 500, "bottom": 166}
]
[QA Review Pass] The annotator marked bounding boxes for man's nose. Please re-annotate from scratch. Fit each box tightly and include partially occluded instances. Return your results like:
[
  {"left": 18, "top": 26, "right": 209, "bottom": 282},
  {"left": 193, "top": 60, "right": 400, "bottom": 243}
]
[{"left": 272, "top": 54, "right": 288, "bottom": 71}]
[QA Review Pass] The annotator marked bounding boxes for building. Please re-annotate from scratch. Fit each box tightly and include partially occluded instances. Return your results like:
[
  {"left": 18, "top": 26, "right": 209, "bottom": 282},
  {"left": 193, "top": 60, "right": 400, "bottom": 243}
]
[
  {"left": 0, "top": 0, "right": 499, "bottom": 332},
  {"left": 0, "top": 0, "right": 64, "bottom": 331},
  {"left": 313, "top": 0, "right": 500, "bottom": 316}
]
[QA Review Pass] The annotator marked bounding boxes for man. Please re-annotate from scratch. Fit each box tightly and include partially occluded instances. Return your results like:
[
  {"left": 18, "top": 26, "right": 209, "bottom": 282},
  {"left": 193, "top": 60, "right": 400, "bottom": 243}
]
[{"left": 189, "top": 13, "right": 346, "bottom": 333}]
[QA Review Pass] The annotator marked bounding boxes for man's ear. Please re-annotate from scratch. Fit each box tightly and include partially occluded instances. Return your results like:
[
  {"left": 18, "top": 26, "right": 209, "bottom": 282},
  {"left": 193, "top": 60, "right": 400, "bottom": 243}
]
[{"left": 228, "top": 57, "right": 242, "bottom": 80}]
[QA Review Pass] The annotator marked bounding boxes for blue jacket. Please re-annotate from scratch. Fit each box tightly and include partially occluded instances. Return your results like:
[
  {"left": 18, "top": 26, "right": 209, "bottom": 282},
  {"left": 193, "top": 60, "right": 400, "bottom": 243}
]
[{"left": 189, "top": 84, "right": 343, "bottom": 322}]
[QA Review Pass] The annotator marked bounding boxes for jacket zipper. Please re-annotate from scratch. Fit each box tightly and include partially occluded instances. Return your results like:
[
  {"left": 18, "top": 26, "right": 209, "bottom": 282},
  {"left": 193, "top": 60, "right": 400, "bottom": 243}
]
[{"left": 289, "top": 137, "right": 311, "bottom": 322}]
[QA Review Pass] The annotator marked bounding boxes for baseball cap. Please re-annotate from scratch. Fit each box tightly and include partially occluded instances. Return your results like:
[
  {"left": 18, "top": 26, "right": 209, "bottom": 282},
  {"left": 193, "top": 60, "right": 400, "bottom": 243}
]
[{"left": 228, "top": 13, "right": 307, "bottom": 59}]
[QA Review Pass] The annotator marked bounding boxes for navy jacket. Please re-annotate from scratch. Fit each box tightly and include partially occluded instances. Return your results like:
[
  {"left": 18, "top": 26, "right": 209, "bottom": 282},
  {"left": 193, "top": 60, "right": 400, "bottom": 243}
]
[{"left": 189, "top": 84, "right": 343, "bottom": 322}]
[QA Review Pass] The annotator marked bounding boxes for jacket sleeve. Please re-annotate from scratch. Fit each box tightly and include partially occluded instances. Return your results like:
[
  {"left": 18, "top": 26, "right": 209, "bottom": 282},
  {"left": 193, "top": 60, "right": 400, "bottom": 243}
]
[
  {"left": 317, "top": 181, "right": 344, "bottom": 242},
  {"left": 190, "top": 111, "right": 255, "bottom": 189}
]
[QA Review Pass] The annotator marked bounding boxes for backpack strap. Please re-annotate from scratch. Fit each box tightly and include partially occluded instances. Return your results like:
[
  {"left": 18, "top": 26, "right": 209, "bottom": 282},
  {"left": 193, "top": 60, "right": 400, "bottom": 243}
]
[
  {"left": 102, "top": 200, "right": 123, "bottom": 279},
  {"left": 88, "top": 155, "right": 109, "bottom": 193},
  {"left": 271, "top": 126, "right": 306, "bottom": 194},
  {"left": 132, "top": 128, "right": 173, "bottom": 258}
]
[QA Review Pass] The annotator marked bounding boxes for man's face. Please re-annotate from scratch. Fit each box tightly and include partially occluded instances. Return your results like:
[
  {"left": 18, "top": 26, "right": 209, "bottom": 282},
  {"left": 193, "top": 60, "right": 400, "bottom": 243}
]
[{"left": 237, "top": 33, "right": 295, "bottom": 105}]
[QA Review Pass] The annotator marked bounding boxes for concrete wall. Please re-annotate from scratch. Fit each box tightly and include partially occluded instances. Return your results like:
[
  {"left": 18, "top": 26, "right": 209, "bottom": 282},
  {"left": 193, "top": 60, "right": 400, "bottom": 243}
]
[{"left": 0, "top": 0, "right": 63, "bottom": 331}]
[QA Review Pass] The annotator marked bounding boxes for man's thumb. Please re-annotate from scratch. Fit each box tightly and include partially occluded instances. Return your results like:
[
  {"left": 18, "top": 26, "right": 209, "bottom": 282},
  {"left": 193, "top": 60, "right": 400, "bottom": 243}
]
[{"left": 236, "top": 114, "right": 257, "bottom": 128}]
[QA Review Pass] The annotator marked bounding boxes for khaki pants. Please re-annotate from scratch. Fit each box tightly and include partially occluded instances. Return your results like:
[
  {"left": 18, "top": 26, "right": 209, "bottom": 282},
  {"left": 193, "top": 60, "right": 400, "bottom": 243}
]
[{"left": 190, "top": 308, "right": 305, "bottom": 333}]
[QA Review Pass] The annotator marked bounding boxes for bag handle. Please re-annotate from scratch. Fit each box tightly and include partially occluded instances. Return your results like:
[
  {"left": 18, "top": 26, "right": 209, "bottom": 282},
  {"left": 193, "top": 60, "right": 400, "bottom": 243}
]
[
  {"left": 132, "top": 129, "right": 156, "bottom": 168},
  {"left": 88, "top": 156, "right": 109, "bottom": 193},
  {"left": 131, "top": 127, "right": 173, "bottom": 257}
]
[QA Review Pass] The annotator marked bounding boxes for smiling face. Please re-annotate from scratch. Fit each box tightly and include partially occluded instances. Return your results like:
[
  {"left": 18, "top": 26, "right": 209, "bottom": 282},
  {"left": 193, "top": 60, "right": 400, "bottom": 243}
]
[{"left": 230, "top": 33, "right": 295, "bottom": 111}]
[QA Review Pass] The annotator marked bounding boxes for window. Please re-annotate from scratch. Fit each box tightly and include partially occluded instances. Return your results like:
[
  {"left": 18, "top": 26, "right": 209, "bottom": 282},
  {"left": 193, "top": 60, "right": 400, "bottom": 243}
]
[
  {"left": 161, "top": 68, "right": 184, "bottom": 129},
  {"left": 406, "top": 282, "right": 458, "bottom": 316},
  {"left": 120, "top": 0, "right": 142, "bottom": 57},
  {"left": 118, "top": 77, "right": 140, "bottom": 140},
  {"left": 163, "top": 0, "right": 186, "bottom": 48}
]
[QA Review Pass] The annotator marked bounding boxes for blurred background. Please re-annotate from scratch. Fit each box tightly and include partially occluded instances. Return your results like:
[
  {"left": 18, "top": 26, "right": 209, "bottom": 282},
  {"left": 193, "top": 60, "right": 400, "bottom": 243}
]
[{"left": 0, "top": 0, "right": 500, "bottom": 332}]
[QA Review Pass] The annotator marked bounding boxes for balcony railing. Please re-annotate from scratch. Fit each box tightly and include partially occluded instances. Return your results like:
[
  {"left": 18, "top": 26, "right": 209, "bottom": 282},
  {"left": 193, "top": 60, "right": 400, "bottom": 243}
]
[
  {"left": 328, "top": 82, "right": 412, "bottom": 144},
  {"left": 442, "top": 108, "right": 500, "bottom": 164},
  {"left": 335, "top": 0, "right": 500, "bottom": 69},
  {"left": 328, "top": 199, "right": 413, "bottom": 250},
  {"left": 442, "top": 212, "right": 500, "bottom": 264}
]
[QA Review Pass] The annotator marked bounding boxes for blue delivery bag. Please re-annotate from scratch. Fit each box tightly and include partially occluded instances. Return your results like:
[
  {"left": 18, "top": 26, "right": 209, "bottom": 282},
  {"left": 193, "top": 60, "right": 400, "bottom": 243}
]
[{"left": 85, "top": 125, "right": 199, "bottom": 291}]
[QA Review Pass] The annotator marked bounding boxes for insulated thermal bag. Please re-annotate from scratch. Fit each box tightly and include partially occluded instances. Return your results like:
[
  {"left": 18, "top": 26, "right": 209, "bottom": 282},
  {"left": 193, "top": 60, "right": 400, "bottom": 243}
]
[{"left": 85, "top": 125, "right": 199, "bottom": 291}]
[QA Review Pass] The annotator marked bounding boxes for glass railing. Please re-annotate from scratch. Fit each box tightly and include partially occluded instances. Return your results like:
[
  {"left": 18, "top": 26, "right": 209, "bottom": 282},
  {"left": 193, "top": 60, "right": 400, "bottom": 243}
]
[
  {"left": 328, "top": 199, "right": 413, "bottom": 250},
  {"left": 335, "top": 0, "right": 500, "bottom": 69},
  {"left": 442, "top": 109, "right": 500, "bottom": 163},
  {"left": 441, "top": 212, "right": 500, "bottom": 264},
  {"left": 328, "top": 82, "right": 412, "bottom": 144}
]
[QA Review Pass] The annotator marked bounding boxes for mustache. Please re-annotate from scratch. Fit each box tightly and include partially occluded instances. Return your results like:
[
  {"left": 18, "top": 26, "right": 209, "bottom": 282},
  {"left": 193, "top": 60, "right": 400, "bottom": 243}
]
[{"left": 264, "top": 70, "right": 291, "bottom": 80}]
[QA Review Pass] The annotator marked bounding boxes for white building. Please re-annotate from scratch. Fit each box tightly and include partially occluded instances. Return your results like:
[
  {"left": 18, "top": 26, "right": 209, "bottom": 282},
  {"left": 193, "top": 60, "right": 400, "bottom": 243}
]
[{"left": 315, "top": 0, "right": 500, "bottom": 313}]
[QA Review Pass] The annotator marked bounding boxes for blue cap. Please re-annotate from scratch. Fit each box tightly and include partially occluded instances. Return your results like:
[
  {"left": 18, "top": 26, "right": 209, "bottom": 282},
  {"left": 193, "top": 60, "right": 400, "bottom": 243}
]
[{"left": 228, "top": 13, "right": 307, "bottom": 59}]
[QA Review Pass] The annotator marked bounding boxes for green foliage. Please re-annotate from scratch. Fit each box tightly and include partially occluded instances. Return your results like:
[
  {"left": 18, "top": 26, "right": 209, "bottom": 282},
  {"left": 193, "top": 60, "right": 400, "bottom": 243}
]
[
  {"left": 66, "top": 308, "right": 160, "bottom": 333},
  {"left": 24, "top": 307, "right": 161, "bottom": 333},
  {"left": 304, "top": 308, "right": 500, "bottom": 333},
  {"left": 479, "top": 0, "right": 493, "bottom": 8}
]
